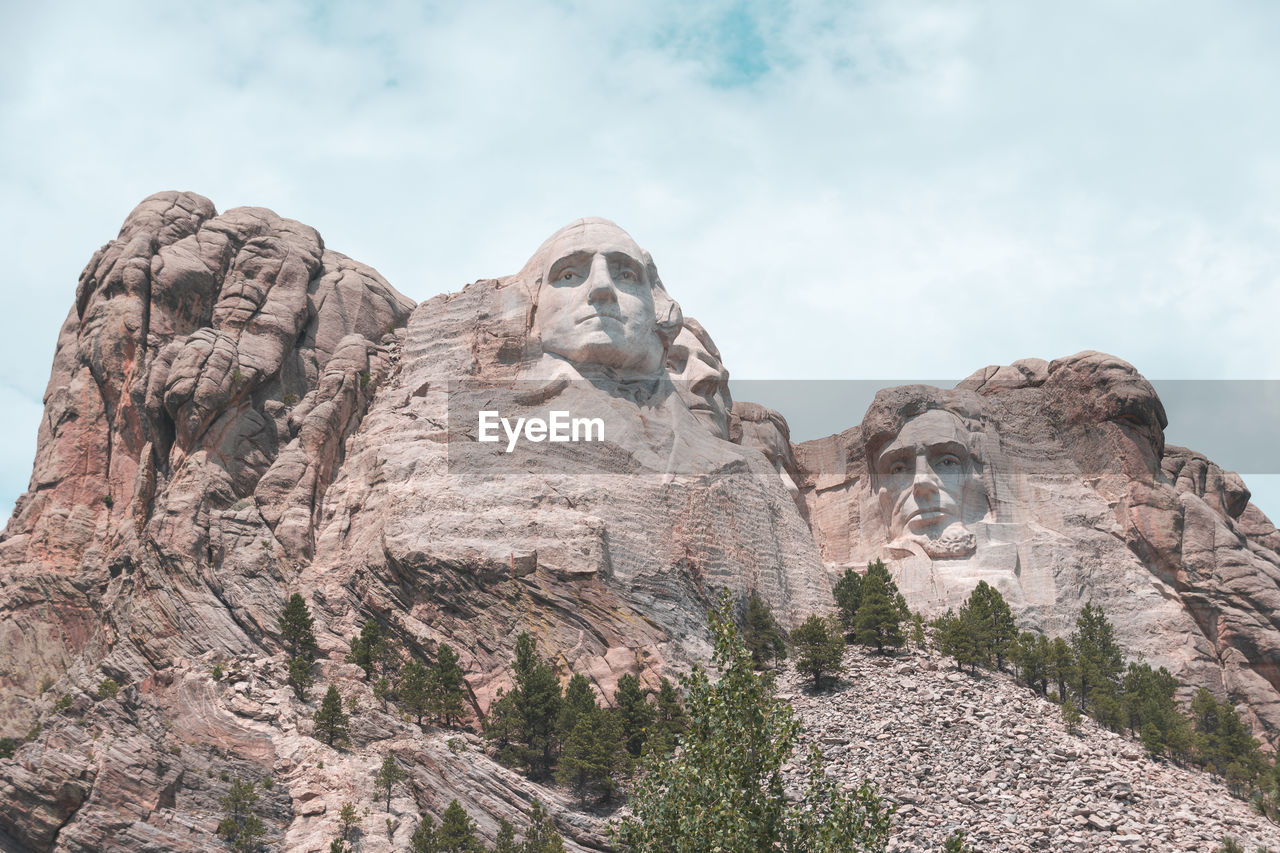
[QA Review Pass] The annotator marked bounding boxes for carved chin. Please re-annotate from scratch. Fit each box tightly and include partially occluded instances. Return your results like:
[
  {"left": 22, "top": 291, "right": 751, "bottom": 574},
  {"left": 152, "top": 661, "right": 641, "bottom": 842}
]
[{"left": 896, "top": 522, "right": 977, "bottom": 559}]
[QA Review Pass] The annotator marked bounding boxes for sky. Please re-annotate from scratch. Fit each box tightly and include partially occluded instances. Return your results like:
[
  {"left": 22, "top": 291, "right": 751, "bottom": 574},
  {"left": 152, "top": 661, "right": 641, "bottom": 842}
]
[{"left": 2, "top": 1, "right": 1279, "bottom": 521}]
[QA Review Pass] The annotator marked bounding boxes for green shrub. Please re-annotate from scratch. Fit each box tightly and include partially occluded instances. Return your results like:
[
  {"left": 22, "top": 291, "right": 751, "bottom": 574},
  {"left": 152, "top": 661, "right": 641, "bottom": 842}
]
[{"left": 97, "top": 679, "right": 119, "bottom": 700}]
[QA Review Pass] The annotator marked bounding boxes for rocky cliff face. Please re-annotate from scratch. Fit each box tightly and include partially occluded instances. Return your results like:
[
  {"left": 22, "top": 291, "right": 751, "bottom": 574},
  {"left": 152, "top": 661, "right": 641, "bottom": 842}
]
[
  {"left": 0, "top": 200, "right": 828, "bottom": 851},
  {"left": 5, "top": 194, "right": 1280, "bottom": 851},
  {"left": 795, "top": 352, "right": 1280, "bottom": 743}
]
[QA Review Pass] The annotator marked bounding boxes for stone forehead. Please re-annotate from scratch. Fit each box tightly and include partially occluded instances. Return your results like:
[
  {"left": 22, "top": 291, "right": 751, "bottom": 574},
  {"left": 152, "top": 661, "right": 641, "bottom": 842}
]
[
  {"left": 677, "top": 318, "right": 722, "bottom": 362},
  {"left": 861, "top": 386, "right": 986, "bottom": 464},
  {"left": 880, "top": 409, "right": 969, "bottom": 454},
  {"left": 532, "top": 218, "right": 645, "bottom": 267}
]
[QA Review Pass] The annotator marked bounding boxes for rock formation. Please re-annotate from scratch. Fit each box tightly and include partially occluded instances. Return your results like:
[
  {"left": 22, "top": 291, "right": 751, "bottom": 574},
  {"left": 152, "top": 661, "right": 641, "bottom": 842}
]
[
  {"left": 0, "top": 203, "right": 827, "bottom": 850},
  {"left": 795, "top": 351, "right": 1280, "bottom": 743},
  {"left": 5, "top": 193, "right": 1280, "bottom": 850}
]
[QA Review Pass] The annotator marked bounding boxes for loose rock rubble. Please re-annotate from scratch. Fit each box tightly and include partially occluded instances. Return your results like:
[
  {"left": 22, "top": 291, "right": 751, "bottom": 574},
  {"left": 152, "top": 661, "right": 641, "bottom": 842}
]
[{"left": 783, "top": 644, "right": 1280, "bottom": 852}]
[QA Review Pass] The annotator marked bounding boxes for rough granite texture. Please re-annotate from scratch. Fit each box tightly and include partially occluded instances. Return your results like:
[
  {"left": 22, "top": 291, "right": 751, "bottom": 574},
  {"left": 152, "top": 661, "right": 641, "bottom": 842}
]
[
  {"left": 4, "top": 195, "right": 1280, "bottom": 851},
  {"left": 0, "top": 197, "right": 827, "bottom": 851}
]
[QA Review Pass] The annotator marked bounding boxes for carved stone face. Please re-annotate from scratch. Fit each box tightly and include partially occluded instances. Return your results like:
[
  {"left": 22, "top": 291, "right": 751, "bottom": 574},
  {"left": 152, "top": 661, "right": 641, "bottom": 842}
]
[
  {"left": 535, "top": 220, "right": 665, "bottom": 375},
  {"left": 874, "top": 410, "right": 980, "bottom": 548},
  {"left": 667, "top": 321, "right": 731, "bottom": 439}
]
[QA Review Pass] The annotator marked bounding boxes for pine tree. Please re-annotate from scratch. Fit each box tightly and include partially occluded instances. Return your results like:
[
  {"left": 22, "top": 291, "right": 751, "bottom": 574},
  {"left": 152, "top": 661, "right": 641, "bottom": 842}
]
[
  {"left": 493, "top": 819, "right": 519, "bottom": 853},
  {"left": 790, "top": 614, "right": 846, "bottom": 691},
  {"left": 1061, "top": 697, "right": 1083, "bottom": 733},
  {"left": 338, "top": 802, "right": 360, "bottom": 843},
  {"left": 832, "top": 567, "right": 864, "bottom": 637},
  {"left": 512, "top": 632, "right": 563, "bottom": 780},
  {"left": 401, "top": 659, "right": 432, "bottom": 725},
  {"left": 612, "top": 593, "right": 893, "bottom": 852},
  {"left": 852, "top": 559, "right": 905, "bottom": 653},
  {"left": 410, "top": 812, "right": 438, "bottom": 853},
  {"left": 614, "top": 673, "right": 656, "bottom": 759},
  {"left": 963, "top": 581, "right": 1015, "bottom": 670},
  {"left": 1070, "top": 603, "right": 1123, "bottom": 712},
  {"left": 557, "top": 705, "right": 626, "bottom": 805},
  {"left": 557, "top": 673, "right": 598, "bottom": 742},
  {"left": 279, "top": 593, "right": 319, "bottom": 660},
  {"left": 373, "top": 753, "right": 406, "bottom": 812},
  {"left": 645, "top": 677, "right": 687, "bottom": 757},
  {"left": 233, "top": 815, "right": 265, "bottom": 852},
  {"left": 432, "top": 643, "right": 466, "bottom": 726},
  {"left": 1048, "top": 637, "right": 1074, "bottom": 702},
  {"left": 483, "top": 687, "right": 523, "bottom": 766},
  {"left": 522, "top": 799, "right": 567, "bottom": 853},
  {"left": 373, "top": 676, "right": 392, "bottom": 711},
  {"left": 217, "top": 777, "right": 264, "bottom": 851},
  {"left": 933, "top": 610, "right": 980, "bottom": 674},
  {"left": 743, "top": 592, "right": 787, "bottom": 669},
  {"left": 314, "top": 685, "right": 350, "bottom": 746},
  {"left": 347, "top": 620, "right": 386, "bottom": 678},
  {"left": 909, "top": 611, "right": 926, "bottom": 648},
  {"left": 437, "top": 800, "right": 482, "bottom": 852},
  {"left": 288, "top": 656, "right": 314, "bottom": 701},
  {"left": 1013, "top": 631, "right": 1047, "bottom": 695}
]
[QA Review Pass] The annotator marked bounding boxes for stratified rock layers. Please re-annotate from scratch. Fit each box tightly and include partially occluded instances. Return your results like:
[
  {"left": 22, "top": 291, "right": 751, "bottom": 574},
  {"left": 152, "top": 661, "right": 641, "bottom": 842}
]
[
  {"left": 0, "top": 197, "right": 828, "bottom": 851},
  {"left": 0, "top": 192, "right": 414, "bottom": 851}
]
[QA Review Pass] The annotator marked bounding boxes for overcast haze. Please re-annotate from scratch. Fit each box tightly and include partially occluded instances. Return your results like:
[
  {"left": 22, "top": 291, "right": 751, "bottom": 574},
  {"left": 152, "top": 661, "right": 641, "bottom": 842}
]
[{"left": 3, "top": 1, "right": 1279, "bottom": 521}]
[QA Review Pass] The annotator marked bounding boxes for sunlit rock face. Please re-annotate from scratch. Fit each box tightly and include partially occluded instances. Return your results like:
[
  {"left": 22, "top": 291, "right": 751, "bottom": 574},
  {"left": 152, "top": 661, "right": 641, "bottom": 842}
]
[
  {"left": 0, "top": 205, "right": 828, "bottom": 849},
  {"left": 0, "top": 192, "right": 413, "bottom": 733},
  {"left": 795, "top": 351, "right": 1280, "bottom": 742},
  {"left": 306, "top": 218, "right": 831, "bottom": 718}
]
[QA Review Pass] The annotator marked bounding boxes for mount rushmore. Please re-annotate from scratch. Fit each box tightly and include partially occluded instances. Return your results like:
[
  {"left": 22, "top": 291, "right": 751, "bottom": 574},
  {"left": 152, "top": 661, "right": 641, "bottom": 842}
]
[{"left": 1, "top": 191, "right": 1279, "bottom": 850}]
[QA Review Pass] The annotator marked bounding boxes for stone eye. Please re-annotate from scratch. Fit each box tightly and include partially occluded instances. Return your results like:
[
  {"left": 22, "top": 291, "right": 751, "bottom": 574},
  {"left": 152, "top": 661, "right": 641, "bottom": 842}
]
[
  {"left": 937, "top": 455, "right": 960, "bottom": 468},
  {"left": 560, "top": 270, "right": 578, "bottom": 282},
  {"left": 888, "top": 461, "right": 908, "bottom": 475}
]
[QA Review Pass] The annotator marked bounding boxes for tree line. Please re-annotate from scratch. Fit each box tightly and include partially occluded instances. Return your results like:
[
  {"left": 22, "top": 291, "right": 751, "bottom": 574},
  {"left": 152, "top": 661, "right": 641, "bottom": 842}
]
[
  {"left": 482, "top": 632, "right": 688, "bottom": 806},
  {"left": 926, "top": 579, "right": 1280, "bottom": 809}
]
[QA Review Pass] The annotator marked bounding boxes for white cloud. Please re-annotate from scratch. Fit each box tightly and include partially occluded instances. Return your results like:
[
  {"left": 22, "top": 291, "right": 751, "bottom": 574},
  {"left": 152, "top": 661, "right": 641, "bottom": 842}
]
[{"left": 2, "top": 0, "right": 1280, "bottom": 517}]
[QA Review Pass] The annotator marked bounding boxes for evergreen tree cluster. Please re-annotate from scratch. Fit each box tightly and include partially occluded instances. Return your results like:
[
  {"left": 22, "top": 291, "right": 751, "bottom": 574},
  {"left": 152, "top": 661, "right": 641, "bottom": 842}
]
[
  {"left": 613, "top": 592, "right": 895, "bottom": 852},
  {"left": 834, "top": 559, "right": 911, "bottom": 653},
  {"left": 216, "top": 776, "right": 267, "bottom": 852},
  {"left": 342, "top": 618, "right": 468, "bottom": 727},
  {"left": 482, "top": 632, "right": 688, "bottom": 805},
  {"left": 280, "top": 595, "right": 473, "bottom": 747},
  {"left": 933, "top": 585, "right": 1274, "bottom": 800},
  {"left": 931, "top": 581, "right": 1016, "bottom": 673},
  {"left": 411, "top": 798, "right": 566, "bottom": 852},
  {"left": 742, "top": 591, "right": 788, "bottom": 670}
]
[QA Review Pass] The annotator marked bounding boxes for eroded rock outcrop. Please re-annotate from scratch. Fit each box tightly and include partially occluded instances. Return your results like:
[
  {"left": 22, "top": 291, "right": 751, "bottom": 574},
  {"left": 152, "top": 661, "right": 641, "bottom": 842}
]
[
  {"left": 796, "top": 351, "right": 1280, "bottom": 743},
  {"left": 0, "top": 192, "right": 413, "bottom": 850}
]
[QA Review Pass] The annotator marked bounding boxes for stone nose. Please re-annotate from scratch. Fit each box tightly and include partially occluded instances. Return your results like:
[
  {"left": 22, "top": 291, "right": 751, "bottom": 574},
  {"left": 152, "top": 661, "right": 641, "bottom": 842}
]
[
  {"left": 686, "top": 357, "right": 722, "bottom": 396},
  {"left": 585, "top": 254, "right": 617, "bottom": 304},
  {"left": 912, "top": 455, "right": 941, "bottom": 497}
]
